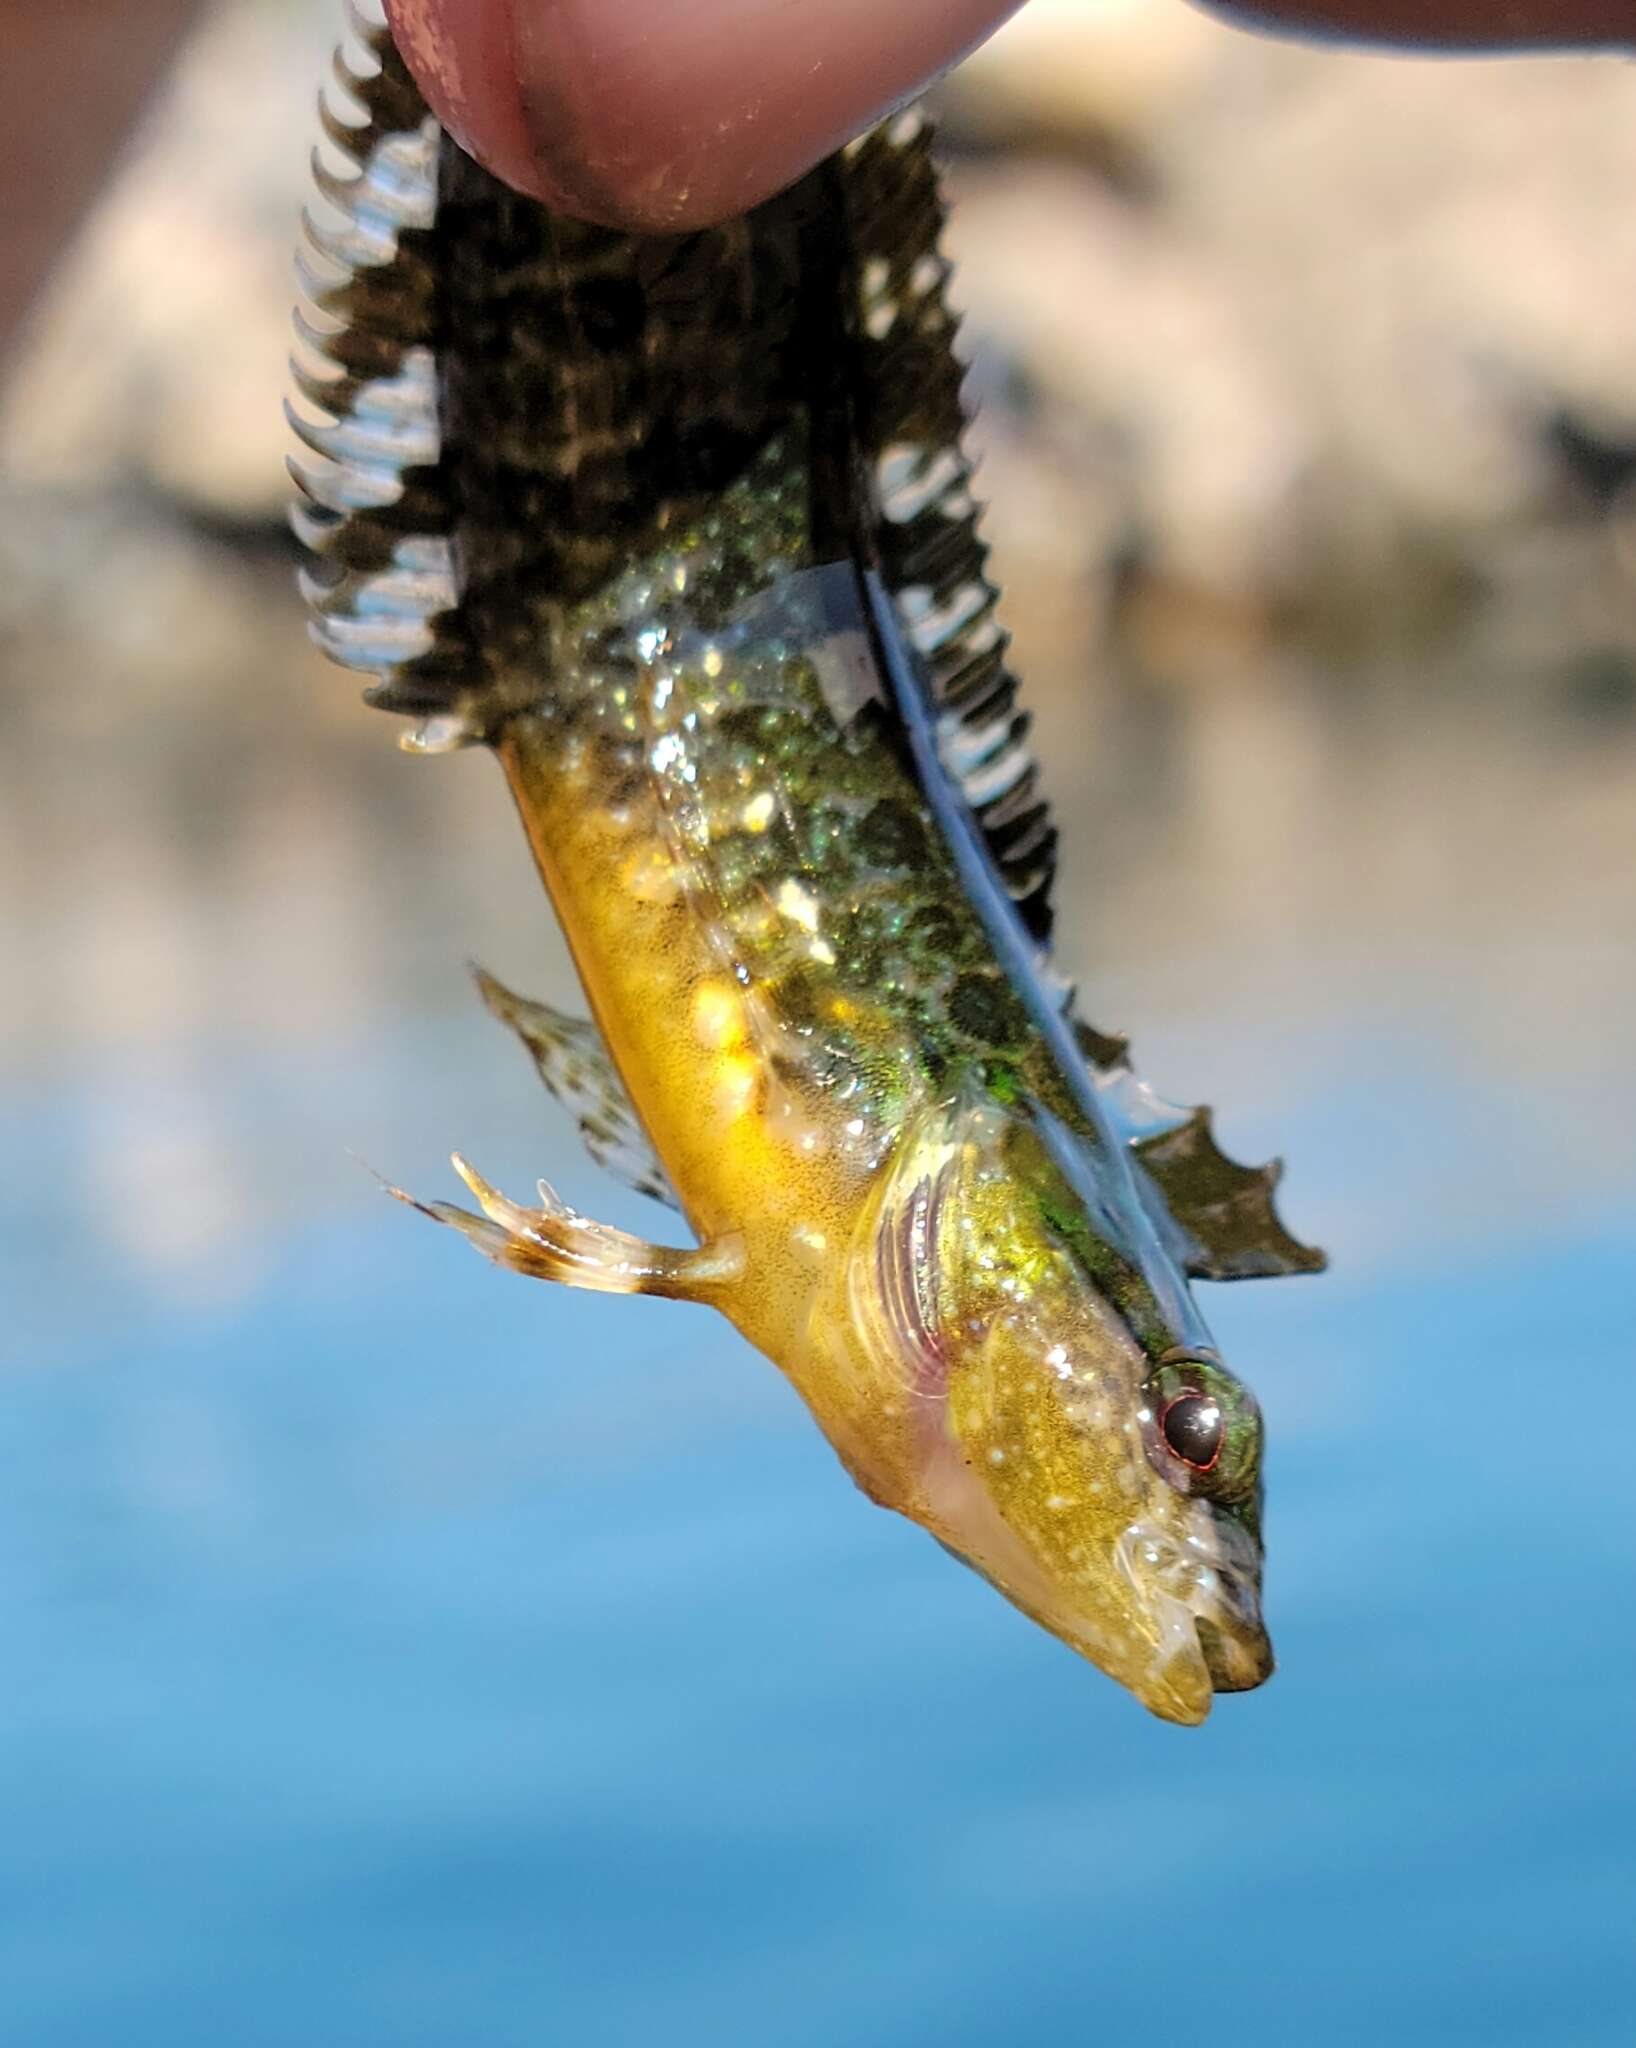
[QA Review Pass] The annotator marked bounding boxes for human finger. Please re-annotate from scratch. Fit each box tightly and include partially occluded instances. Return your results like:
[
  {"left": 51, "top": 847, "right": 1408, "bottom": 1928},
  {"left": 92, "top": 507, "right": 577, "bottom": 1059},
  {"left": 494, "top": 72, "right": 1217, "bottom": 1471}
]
[{"left": 384, "top": 0, "right": 1026, "bottom": 231}]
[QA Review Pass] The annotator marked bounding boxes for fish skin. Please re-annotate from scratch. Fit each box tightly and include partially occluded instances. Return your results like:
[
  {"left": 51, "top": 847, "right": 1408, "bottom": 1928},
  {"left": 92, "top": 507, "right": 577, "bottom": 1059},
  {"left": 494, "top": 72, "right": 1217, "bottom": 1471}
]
[{"left": 292, "top": 12, "right": 1323, "bottom": 1722}]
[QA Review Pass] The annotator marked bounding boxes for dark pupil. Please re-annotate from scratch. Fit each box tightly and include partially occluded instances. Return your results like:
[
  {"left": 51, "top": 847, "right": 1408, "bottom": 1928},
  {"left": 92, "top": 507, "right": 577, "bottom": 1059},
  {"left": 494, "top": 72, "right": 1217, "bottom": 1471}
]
[{"left": 1162, "top": 1394, "right": 1224, "bottom": 1471}]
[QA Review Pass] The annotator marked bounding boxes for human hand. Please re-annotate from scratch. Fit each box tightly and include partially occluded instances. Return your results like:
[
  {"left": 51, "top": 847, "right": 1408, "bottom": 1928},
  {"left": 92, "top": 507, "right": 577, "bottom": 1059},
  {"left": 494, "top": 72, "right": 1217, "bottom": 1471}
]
[
  {"left": 385, "top": 0, "right": 1636, "bottom": 234},
  {"left": 6, "top": 0, "right": 1635, "bottom": 358},
  {"left": 382, "top": 0, "right": 1029, "bottom": 232}
]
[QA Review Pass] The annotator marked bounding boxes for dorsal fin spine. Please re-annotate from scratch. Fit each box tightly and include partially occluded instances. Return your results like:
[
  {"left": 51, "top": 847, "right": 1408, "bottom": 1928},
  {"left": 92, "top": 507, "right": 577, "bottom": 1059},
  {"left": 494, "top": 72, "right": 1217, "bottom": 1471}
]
[
  {"left": 289, "top": 11, "right": 482, "bottom": 727},
  {"left": 841, "top": 121, "right": 1054, "bottom": 943}
]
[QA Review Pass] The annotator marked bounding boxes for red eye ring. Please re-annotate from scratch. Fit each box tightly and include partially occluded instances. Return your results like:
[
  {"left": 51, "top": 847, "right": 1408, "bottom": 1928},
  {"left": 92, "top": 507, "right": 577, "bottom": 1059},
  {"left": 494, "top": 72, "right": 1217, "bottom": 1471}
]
[{"left": 1159, "top": 1391, "right": 1224, "bottom": 1473}]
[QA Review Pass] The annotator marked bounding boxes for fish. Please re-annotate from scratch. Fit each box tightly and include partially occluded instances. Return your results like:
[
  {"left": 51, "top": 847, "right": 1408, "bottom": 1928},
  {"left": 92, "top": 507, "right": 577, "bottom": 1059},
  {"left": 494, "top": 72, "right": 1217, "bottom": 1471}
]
[{"left": 289, "top": 3, "right": 1326, "bottom": 1724}]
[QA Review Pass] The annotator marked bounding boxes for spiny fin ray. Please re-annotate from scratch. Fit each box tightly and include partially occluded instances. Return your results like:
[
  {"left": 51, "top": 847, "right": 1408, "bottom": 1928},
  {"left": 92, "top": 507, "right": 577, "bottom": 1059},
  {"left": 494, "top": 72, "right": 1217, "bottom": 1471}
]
[
  {"left": 290, "top": 7, "right": 484, "bottom": 730},
  {"left": 843, "top": 111, "right": 1057, "bottom": 945}
]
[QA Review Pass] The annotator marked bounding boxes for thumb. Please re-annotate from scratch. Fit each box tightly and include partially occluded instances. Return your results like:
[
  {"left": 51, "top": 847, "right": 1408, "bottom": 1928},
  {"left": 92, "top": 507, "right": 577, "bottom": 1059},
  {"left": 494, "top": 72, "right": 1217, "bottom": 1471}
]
[{"left": 385, "top": 0, "right": 1026, "bottom": 232}]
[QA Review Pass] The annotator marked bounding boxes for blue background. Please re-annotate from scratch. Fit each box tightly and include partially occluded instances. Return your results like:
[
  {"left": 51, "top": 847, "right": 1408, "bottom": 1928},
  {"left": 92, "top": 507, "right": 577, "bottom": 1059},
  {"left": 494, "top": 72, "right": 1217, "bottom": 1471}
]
[{"left": 2, "top": 604, "right": 1631, "bottom": 2043}]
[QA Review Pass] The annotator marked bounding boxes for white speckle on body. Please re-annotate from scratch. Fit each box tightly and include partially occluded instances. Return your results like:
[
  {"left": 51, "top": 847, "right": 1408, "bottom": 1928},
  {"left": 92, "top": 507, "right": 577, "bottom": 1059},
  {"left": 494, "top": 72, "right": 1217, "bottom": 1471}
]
[{"left": 776, "top": 878, "right": 820, "bottom": 933}]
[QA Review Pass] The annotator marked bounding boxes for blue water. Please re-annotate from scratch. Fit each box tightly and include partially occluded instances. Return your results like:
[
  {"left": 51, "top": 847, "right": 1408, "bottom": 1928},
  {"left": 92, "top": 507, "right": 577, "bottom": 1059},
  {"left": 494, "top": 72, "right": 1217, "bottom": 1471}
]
[{"left": 2, "top": 620, "right": 1633, "bottom": 2044}]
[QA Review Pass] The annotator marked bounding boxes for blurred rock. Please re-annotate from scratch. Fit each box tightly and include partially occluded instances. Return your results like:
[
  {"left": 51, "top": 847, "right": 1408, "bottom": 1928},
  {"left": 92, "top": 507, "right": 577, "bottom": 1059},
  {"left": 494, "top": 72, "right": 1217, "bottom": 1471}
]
[
  {"left": 945, "top": 3, "right": 1636, "bottom": 633},
  {"left": 944, "top": 0, "right": 1223, "bottom": 167},
  {"left": 0, "top": 0, "right": 329, "bottom": 520}
]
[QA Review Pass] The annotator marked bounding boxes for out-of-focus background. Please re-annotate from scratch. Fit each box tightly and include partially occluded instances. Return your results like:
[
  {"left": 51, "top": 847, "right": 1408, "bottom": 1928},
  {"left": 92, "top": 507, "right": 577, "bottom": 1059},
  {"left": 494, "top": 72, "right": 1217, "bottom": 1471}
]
[{"left": 2, "top": 1, "right": 1632, "bottom": 2041}]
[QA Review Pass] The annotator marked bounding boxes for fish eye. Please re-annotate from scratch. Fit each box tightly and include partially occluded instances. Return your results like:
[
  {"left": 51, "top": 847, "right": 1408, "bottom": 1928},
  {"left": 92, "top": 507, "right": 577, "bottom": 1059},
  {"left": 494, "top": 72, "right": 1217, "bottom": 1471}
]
[
  {"left": 1142, "top": 1356, "right": 1261, "bottom": 1504},
  {"left": 1160, "top": 1391, "right": 1223, "bottom": 1472}
]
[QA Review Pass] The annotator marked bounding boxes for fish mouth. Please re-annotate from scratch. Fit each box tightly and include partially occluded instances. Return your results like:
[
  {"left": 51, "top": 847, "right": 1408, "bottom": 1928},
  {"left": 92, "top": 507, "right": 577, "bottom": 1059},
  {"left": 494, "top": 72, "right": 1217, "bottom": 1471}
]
[
  {"left": 1116, "top": 1510, "right": 1274, "bottom": 1718},
  {"left": 1195, "top": 1614, "right": 1275, "bottom": 1693},
  {"left": 1127, "top": 1607, "right": 1272, "bottom": 1726}
]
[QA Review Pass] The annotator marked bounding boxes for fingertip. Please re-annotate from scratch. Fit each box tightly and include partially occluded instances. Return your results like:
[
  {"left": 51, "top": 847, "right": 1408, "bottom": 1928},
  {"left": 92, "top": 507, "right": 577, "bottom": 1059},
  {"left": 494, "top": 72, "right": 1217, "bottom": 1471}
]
[
  {"left": 383, "top": 0, "right": 541, "bottom": 200},
  {"left": 386, "top": 0, "right": 1026, "bottom": 231}
]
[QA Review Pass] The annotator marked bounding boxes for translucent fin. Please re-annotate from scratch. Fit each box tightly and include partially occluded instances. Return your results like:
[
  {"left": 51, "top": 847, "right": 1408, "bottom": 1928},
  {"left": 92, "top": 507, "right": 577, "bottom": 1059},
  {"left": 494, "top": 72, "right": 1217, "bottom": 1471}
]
[
  {"left": 387, "top": 1156, "right": 742, "bottom": 1305},
  {"left": 844, "top": 112, "right": 1056, "bottom": 943},
  {"left": 473, "top": 967, "right": 679, "bottom": 1210},
  {"left": 1132, "top": 1109, "right": 1326, "bottom": 1283}
]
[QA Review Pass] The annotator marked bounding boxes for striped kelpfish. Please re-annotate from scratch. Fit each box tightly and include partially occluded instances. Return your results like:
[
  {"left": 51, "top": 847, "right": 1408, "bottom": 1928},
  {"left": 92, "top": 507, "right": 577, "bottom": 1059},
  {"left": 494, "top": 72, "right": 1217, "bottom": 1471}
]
[{"left": 290, "top": 4, "right": 1324, "bottom": 1723}]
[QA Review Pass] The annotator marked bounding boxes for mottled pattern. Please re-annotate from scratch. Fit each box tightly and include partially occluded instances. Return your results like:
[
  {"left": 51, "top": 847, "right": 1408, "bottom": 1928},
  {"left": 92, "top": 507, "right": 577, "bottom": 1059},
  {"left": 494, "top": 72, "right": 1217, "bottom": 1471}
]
[{"left": 494, "top": 431, "right": 1051, "bottom": 1158}]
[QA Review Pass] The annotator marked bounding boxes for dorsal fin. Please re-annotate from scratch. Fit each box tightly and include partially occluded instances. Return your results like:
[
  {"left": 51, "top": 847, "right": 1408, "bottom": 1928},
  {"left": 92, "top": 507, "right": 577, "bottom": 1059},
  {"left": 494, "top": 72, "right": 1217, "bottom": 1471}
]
[
  {"left": 841, "top": 113, "right": 1058, "bottom": 945},
  {"left": 287, "top": 9, "right": 483, "bottom": 735},
  {"left": 836, "top": 118, "right": 1321, "bottom": 1281}
]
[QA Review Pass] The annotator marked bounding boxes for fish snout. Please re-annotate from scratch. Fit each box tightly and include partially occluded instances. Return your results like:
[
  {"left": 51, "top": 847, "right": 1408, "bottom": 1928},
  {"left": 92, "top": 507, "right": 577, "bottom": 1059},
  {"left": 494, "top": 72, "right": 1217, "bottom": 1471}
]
[
  {"left": 1117, "top": 1509, "right": 1274, "bottom": 1707},
  {"left": 1196, "top": 1614, "right": 1276, "bottom": 1692}
]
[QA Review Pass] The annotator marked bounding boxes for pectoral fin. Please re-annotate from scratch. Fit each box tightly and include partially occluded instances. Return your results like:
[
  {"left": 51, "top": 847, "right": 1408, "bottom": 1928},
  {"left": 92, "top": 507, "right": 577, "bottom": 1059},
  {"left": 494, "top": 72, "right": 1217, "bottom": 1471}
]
[
  {"left": 1133, "top": 1109, "right": 1326, "bottom": 1282},
  {"left": 474, "top": 966, "right": 679, "bottom": 1210},
  {"left": 389, "top": 1155, "right": 743, "bottom": 1307}
]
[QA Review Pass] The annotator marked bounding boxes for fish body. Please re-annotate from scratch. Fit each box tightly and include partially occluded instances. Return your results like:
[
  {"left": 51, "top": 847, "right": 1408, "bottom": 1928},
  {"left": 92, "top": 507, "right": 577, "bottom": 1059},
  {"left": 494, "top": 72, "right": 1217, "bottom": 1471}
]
[{"left": 292, "top": 12, "right": 1324, "bottom": 1723}]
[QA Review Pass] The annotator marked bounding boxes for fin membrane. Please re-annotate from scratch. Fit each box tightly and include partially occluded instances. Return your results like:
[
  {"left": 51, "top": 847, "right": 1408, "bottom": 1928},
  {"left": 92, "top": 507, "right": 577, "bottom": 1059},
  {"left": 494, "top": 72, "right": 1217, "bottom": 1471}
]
[
  {"left": 474, "top": 968, "right": 680, "bottom": 1210},
  {"left": 1133, "top": 1108, "right": 1326, "bottom": 1282}
]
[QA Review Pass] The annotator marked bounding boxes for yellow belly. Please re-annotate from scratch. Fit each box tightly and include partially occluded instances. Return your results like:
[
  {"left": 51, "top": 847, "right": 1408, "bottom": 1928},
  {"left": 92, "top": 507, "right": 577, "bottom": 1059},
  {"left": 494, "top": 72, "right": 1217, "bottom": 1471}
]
[{"left": 497, "top": 724, "right": 922, "bottom": 1505}]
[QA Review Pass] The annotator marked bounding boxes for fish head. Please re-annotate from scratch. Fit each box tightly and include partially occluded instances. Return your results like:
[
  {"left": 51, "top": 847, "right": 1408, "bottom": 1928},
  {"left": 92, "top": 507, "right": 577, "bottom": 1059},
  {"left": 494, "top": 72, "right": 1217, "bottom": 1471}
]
[{"left": 853, "top": 1088, "right": 1271, "bottom": 1725}]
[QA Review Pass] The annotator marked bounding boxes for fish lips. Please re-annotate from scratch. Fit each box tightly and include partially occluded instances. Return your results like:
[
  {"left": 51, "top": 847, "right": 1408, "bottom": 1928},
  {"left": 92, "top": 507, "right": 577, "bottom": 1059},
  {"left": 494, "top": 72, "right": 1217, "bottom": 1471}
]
[
  {"left": 1117, "top": 1506, "right": 1275, "bottom": 1712},
  {"left": 1196, "top": 1613, "right": 1276, "bottom": 1693}
]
